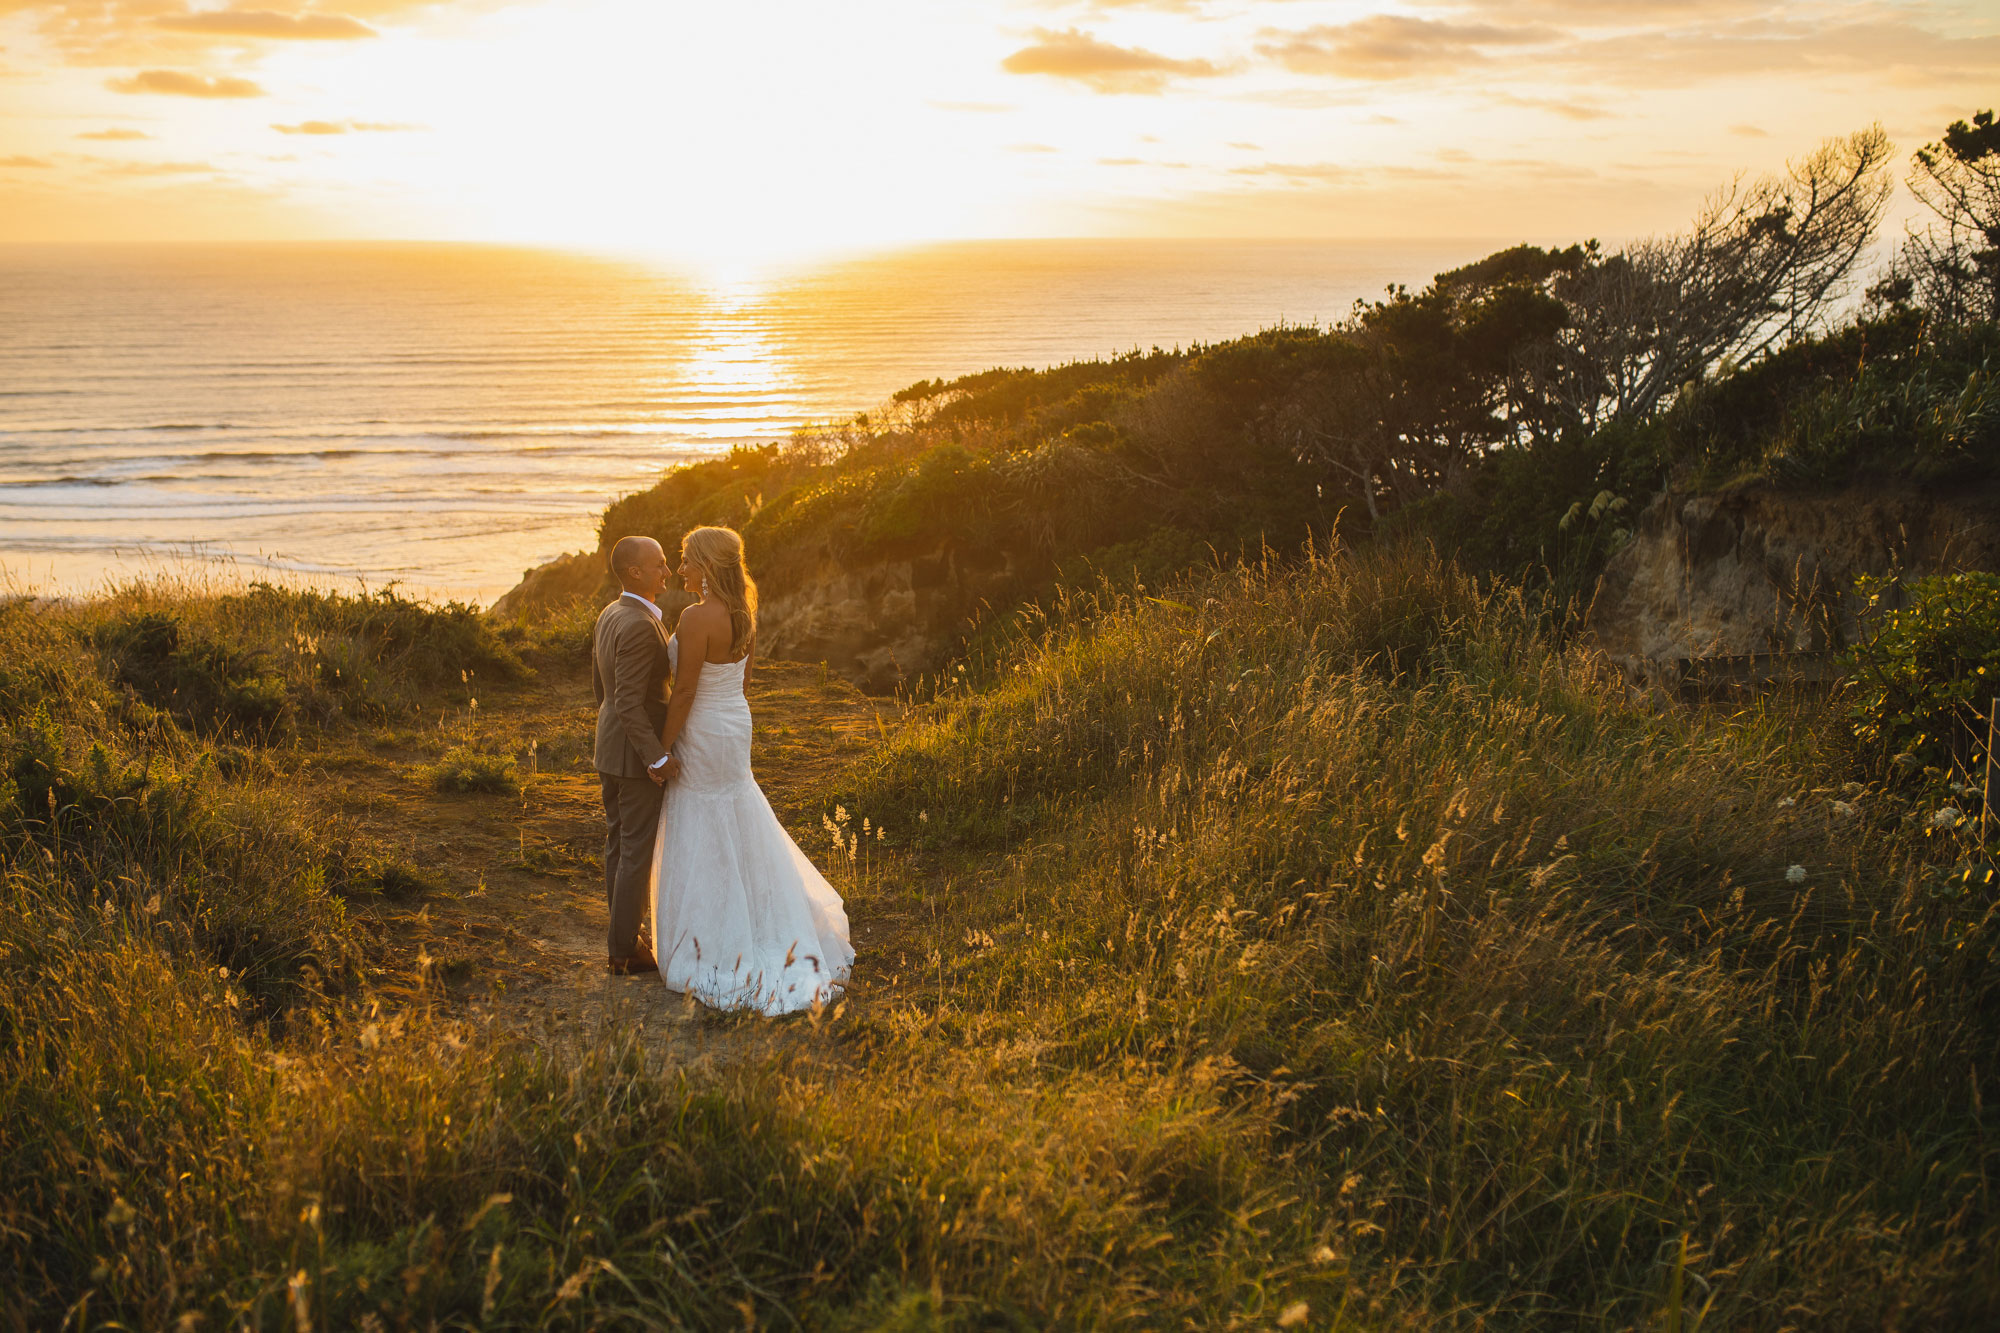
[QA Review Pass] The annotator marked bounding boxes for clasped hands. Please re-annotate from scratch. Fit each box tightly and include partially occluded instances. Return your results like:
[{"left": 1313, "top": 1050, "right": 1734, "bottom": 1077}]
[{"left": 649, "top": 753, "right": 684, "bottom": 786}]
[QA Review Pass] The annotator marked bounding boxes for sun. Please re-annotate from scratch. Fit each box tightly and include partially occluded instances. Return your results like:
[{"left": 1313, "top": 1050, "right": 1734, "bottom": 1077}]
[{"left": 323, "top": 0, "right": 1012, "bottom": 268}]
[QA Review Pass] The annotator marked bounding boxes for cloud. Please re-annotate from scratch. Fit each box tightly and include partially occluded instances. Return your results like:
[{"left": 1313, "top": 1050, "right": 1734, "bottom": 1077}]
[
  {"left": 1067, "top": 0, "right": 1211, "bottom": 10},
  {"left": 1008, "top": 141, "right": 1060, "bottom": 153},
  {"left": 107, "top": 69, "right": 265, "bottom": 97},
  {"left": 1553, "top": 19, "right": 2000, "bottom": 89},
  {"left": 77, "top": 128, "right": 153, "bottom": 140},
  {"left": 1410, "top": 0, "right": 1770, "bottom": 23},
  {"left": 927, "top": 99, "right": 1016, "bottom": 113},
  {"left": 1, "top": 154, "right": 55, "bottom": 167},
  {"left": 271, "top": 119, "right": 417, "bottom": 134},
  {"left": 1486, "top": 90, "right": 1612, "bottom": 120},
  {"left": 1228, "top": 140, "right": 1261, "bottom": 150},
  {"left": 1098, "top": 155, "right": 1145, "bottom": 165},
  {"left": 1729, "top": 122, "right": 1767, "bottom": 137},
  {"left": 1228, "top": 160, "right": 1360, "bottom": 183},
  {"left": 9, "top": 0, "right": 438, "bottom": 63},
  {"left": 1001, "top": 28, "right": 1225, "bottom": 94},
  {"left": 84, "top": 157, "right": 219, "bottom": 175},
  {"left": 154, "top": 9, "right": 376, "bottom": 40},
  {"left": 1253, "top": 7, "right": 2000, "bottom": 94},
  {"left": 1258, "top": 16, "right": 1560, "bottom": 81}
]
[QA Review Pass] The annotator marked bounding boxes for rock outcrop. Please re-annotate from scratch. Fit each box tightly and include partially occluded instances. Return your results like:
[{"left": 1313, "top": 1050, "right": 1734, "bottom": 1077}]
[
  {"left": 1589, "top": 482, "right": 2000, "bottom": 677},
  {"left": 757, "top": 545, "right": 1015, "bottom": 693}
]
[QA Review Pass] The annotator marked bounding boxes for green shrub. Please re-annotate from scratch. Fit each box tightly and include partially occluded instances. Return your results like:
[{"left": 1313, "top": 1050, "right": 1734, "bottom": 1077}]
[
  {"left": 1761, "top": 349, "right": 2000, "bottom": 487},
  {"left": 425, "top": 744, "right": 520, "bottom": 795},
  {"left": 1843, "top": 570, "right": 2000, "bottom": 790},
  {"left": 356, "top": 856, "right": 450, "bottom": 898},
  {"left": 0, "top": 704, "right": 359, "bottom": 1009},
  {"left": 98, "top": 609, "right": 294, "bottom": 738},
  {"left": 1677, "top": 314, "right": 2000, "bottom": 488}
]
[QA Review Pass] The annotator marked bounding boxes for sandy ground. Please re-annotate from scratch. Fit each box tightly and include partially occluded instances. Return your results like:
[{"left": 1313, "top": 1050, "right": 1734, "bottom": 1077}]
[{"left": 301, "top": 657, "right": 909, "bottom": 1060}]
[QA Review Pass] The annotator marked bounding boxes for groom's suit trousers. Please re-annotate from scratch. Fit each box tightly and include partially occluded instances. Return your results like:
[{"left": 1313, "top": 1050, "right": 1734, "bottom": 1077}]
[{"left": 601, "top": 774, "right": 664, "bottom": 960}]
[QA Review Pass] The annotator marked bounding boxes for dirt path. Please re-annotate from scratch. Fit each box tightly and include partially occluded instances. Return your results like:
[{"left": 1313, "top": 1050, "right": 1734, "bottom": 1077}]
[{"left": 302, "top": 658, "right": 904, "bottom": 1057}]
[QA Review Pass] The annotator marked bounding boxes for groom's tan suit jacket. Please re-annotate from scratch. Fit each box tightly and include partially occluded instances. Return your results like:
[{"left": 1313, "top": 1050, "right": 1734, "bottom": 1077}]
[{"left": 591, "top": 595, "right": 673, "bottom": 779}]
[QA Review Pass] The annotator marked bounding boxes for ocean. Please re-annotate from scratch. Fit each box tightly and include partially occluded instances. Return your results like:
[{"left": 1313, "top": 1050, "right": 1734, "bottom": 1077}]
[{"left": 0, "top": 239, "right": 1486, "bottom": 604}]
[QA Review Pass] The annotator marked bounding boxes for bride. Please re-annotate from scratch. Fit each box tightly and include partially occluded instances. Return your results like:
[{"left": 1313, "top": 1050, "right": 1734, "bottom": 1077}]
[{"left": 647, "top": 525, "right": 854, "bottom": 1015}]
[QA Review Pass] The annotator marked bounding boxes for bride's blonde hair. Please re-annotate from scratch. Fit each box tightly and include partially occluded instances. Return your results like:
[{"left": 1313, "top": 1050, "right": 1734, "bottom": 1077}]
[{"left": 681, "top": 525, "right": 757, "bottom": 657}]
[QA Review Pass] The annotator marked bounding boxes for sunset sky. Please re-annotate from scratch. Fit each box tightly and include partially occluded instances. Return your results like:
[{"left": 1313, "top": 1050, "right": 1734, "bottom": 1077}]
[{"left": 1, "top": 0, "right": 1995, "bottom": 264}]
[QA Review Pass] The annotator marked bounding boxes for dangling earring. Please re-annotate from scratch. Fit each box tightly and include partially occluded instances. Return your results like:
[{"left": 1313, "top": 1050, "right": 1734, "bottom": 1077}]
[{"left": 701, "top": 576, "right": 710, "bottom": 598}]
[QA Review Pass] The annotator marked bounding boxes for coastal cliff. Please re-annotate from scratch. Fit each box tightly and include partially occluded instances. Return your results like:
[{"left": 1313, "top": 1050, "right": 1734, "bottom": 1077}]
[
  {"left": 492, "top": 297, "right": 1999, "bottom": 697},
  {"left": 753, "top": 543, "right": 1013, "bottom": 692},
  {"left": 1587, "top": 481, "right": 2000, "bottom": 671},
  {"left": 489, "top": 550, "right": 606, "bottom": 620},
  {"left": 501, "top": 480, "right": 2000, "bottom": 693}
]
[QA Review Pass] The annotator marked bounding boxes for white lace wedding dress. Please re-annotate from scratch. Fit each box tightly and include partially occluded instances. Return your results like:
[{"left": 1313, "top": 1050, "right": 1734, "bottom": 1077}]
[{"left": 647, "top": 637, "right": 853, "bottom": 1015}]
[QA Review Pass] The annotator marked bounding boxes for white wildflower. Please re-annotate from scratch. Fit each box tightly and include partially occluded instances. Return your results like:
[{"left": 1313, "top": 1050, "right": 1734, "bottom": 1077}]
[
  {"left": 1786, "top": 864, "right": 1807, "bottom": 884},
  {"left": 1775, "top": 796, "right": 1797, "bottom": 809},
  {"left": 919, "top": 810, "right": 929, "bottom": 823},
  {"left": 1931, "top": 806, "right": 1965, "bottom": 831},
  {"left": 1831, "top": 800, "right": 1858, "bottom": 818}
]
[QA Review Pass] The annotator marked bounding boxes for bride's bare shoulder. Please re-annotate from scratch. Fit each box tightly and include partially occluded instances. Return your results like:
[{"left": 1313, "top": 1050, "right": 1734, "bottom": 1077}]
[{"left": 675, "top": 599, "right": 728, "bottom": 637}]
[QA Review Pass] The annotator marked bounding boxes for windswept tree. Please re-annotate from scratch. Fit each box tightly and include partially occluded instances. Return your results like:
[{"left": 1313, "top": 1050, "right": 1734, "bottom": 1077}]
[
  {"left": 1262, "top": 132, "right": 1893, "bottom": 523},
  {"left": 1555, "top": 125, "right": 1894, "bottom": 424},
  {"left": 1898, "top": 110, "right": 2000, "bottom": 323},
  {"left": 1265, "top": 248, "right": 1577, "bottom": 522}
]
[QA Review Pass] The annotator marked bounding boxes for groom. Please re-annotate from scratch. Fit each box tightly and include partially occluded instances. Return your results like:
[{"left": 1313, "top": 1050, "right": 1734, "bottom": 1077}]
[{"left": 593, "top": 534, "right": 681, "bottom": 975}]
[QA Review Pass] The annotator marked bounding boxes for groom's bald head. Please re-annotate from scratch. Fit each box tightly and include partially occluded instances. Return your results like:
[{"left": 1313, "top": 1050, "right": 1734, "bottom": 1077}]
[{"left": 610, "top": 535, "right": 668, "bottom": 597}]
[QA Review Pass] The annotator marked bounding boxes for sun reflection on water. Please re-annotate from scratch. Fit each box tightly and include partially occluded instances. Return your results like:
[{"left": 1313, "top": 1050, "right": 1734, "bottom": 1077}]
[{"left": 670, "top": 266, "right": 801, "bottom": 437}]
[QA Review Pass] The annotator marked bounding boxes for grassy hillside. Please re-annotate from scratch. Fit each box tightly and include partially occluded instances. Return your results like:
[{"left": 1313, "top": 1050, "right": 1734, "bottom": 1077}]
[
  {"left": 593, "top": 286, "right": 1998, "bottom": 671},
  {"left": 827, "top": 541, "right": 1998, "bottom": 1324},
  {"left": 5, "top": 548, "right": 1994, "bottom": 1327}
]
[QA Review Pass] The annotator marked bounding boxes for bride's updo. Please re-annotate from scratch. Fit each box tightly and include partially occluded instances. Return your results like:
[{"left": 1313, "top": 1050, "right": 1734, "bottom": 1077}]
[{"left": 682, "top": 525, "right": 758, "bottom": 657}]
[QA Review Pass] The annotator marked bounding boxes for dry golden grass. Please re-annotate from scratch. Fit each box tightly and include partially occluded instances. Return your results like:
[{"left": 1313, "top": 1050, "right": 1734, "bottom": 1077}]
[{"left": 3, "top": 552, "right": 1996, "bottom": 1328}]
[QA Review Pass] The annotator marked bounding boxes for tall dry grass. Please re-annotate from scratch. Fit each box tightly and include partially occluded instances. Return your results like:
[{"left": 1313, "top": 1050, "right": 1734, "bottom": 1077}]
[
  {"left": 835, "top": 541, "right": 2000, "bottom": 1326},
  {"left": 5, "top": 553, "right": 1995, "bottom": 1327},
  {"left": 1, "top": 578, "right": 1329, "bottom": 1328}
]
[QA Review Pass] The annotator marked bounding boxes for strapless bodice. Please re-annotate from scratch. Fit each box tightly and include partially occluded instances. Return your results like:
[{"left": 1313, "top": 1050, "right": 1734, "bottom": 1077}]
[{"left": 667, "top": 637, "right": 747, "bottom": 702}]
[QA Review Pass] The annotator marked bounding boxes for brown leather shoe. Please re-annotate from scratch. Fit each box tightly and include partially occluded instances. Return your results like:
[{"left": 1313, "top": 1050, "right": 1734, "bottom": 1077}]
[{"left": 607, "top": 950, "right": 658, "bottom": 976}]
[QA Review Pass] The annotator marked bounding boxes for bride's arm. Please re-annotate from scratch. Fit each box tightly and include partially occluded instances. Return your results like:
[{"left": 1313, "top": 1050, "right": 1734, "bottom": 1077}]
[
  {"left": 743, "top": 642, "right": 755, "bottom": 692},
  {"left": 658, "top": 610, "right": 709, "bottom": 756}
]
